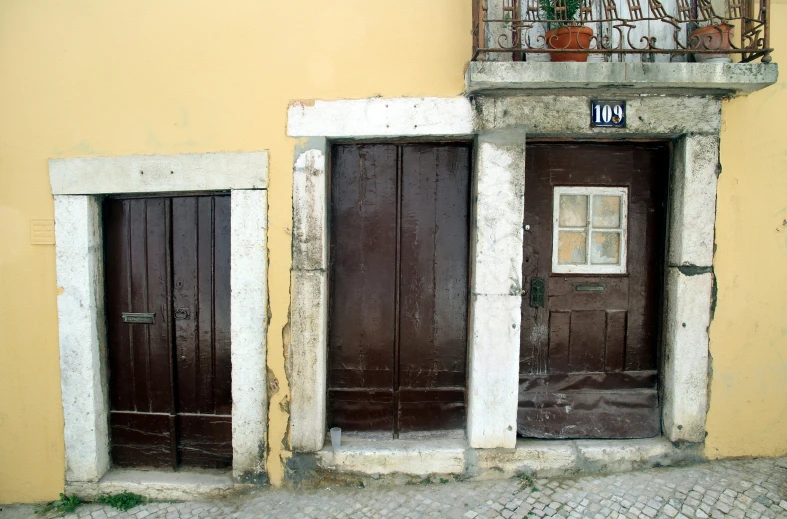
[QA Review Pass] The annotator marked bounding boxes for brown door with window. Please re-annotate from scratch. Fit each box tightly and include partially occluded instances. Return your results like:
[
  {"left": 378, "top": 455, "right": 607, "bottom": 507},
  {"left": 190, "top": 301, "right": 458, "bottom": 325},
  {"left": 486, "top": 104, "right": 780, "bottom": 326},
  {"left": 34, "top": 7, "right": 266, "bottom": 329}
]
[
  {"left": 104, "top": 194, "right": 231, "bottom": 469},
  {"left": 329, "top": 143, "right": 470, "bottom": 434},
  {"left": 519, "top": 143, "right": 669, "bottom": 438}
]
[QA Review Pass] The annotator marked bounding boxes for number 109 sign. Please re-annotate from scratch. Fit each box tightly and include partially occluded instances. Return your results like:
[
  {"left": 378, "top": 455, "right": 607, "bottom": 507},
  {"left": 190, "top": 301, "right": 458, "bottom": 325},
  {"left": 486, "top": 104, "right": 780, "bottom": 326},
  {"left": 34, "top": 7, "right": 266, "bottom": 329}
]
[{"left": 590, "top": 101, "right": 626, "bottom": 128}]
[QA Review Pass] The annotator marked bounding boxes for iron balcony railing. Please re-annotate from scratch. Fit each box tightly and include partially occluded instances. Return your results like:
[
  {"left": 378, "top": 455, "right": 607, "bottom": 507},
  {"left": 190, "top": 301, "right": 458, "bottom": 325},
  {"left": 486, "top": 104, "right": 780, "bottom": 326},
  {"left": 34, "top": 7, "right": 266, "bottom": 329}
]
[{"left": 471, "top": 0, "right": 772, "bottom": 62}]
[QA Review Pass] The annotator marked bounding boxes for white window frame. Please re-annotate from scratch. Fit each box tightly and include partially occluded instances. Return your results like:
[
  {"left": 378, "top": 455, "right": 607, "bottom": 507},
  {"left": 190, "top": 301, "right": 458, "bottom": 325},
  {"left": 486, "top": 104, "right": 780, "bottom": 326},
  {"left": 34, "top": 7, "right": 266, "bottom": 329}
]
[{"left": 552, "top": 186, "right": 629, "bottom": 275}]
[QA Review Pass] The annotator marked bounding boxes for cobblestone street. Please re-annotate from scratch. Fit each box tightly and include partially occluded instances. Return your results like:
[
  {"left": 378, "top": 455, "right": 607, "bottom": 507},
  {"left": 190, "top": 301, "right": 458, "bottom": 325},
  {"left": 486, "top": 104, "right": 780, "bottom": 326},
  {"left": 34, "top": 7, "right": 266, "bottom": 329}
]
[{"left": 3, "top": 458, "right": 786, "bottom": 519}]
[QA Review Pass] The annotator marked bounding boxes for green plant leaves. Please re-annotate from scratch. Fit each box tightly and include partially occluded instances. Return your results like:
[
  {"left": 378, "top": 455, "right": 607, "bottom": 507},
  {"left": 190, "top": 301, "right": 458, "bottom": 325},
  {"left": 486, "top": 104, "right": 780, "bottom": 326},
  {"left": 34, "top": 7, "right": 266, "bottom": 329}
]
[
  {"left": 538, "top": 0, "right": 583, "bottom": 27},
  {"left": 37, "top": 493, "right": 81, "bottom": 515},
  {"left": 96, "top": 491, "right": 147, "bottom": 511}
]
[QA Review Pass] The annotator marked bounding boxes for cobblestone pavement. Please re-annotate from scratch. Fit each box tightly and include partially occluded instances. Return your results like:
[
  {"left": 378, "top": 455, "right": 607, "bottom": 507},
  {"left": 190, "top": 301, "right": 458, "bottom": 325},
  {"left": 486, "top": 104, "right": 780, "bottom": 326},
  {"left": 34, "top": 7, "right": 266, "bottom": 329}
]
[{"left": 3, "top": 458, "right": 786, "bottom": 519}]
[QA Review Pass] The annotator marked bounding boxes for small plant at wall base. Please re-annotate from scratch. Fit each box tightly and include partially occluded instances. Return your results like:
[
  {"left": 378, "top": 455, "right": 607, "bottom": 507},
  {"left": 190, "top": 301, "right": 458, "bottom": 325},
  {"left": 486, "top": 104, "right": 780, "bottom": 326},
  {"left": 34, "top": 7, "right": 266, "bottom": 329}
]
[
  {"left": 37, "top": 493, "right": 82, "bottom": 515},
  {"left": 97, "top": 491, "right": 148, "bottom": 511},
  {"left": 539, "top": 0, "right": 594, "bottom": 62}
]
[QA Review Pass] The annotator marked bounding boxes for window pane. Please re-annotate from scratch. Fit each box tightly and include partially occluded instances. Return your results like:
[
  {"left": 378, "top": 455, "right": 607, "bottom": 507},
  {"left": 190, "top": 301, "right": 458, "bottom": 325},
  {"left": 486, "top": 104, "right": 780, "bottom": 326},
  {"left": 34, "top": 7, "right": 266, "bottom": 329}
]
[
  {"left": 559, "top": 195, "right": 588, "bottom": 227},
  {"left": 591, "top": 232, "right": 621, "bottom": 264},
  {"left": 592, "top": 195, "right": 621, "bottom": 228},
  {"left": 558, "top": 231, "right": 587, "bottom": 265}
]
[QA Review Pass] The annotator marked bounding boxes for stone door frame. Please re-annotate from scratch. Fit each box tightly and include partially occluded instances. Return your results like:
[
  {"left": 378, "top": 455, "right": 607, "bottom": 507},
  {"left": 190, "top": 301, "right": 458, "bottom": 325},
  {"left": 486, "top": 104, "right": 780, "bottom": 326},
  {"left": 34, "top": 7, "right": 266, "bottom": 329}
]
[
  {"left": 49, "top": 151, "right": 269, "bottom": 483},
  {"left": 286, "top": 96, "right": 718, "bottom": 452}
]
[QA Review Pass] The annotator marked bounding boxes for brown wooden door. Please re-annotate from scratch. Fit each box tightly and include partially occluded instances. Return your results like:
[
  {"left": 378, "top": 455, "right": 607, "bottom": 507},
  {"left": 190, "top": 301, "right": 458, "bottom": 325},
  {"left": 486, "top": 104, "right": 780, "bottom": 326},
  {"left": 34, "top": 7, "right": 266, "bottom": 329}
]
[
  {"left": 329, "top": 143, "right": 470, "bottom": 434},
  {"left": 104, "top": 195, "right": 232, "bottom": 469},
  {"left": 519, "top": 143, "right": 669, "bottom": 439}
]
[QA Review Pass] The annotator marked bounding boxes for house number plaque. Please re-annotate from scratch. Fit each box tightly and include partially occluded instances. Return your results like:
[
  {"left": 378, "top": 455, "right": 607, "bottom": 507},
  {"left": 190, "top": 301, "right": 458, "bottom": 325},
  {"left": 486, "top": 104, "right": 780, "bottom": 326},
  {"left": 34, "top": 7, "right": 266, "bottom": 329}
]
[{"left": 590, "top": 101, "right": 626, "bottom": 128}]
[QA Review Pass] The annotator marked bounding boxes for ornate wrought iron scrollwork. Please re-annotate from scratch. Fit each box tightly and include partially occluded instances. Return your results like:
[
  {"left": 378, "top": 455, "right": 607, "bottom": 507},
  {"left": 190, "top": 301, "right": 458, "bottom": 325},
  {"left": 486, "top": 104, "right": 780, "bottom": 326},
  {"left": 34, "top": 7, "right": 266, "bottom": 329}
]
[{"left": 473, "top": 0, "right": 772, "bottom": 61}]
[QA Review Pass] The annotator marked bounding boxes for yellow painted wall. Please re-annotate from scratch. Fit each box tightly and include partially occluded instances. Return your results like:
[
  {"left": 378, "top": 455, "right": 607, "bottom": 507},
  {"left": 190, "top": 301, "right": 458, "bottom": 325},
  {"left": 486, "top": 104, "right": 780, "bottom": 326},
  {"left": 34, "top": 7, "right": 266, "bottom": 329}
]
[
  {"left": 0, "top": 0, "right": 470, "bottom": 503},
  {"left": 705, "top": 0, "right": 787, "bottom": 458},
  {"left": 0, "top": 0, "right": 784, "bottom": 505}
]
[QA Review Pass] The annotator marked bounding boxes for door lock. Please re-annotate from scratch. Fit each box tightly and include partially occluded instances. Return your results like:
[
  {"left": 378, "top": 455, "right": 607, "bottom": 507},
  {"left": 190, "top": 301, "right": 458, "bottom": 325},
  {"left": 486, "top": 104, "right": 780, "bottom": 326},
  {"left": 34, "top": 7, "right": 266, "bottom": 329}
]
[{"left": 174, "top": 308, "right": 190, "bottom": 320}]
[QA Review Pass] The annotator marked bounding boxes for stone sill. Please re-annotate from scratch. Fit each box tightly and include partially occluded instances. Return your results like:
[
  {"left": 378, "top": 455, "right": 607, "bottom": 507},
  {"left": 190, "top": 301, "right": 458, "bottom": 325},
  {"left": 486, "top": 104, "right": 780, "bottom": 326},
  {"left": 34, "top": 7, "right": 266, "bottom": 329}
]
[
  {"left": 466, "top": 61, "right": 779, "bottom": 97},
  {"left": 66, "top": 468, "right": 245, "bottom": 501},
  {"left": 317, "top": 436, "right": 703, "bottom": 480}
]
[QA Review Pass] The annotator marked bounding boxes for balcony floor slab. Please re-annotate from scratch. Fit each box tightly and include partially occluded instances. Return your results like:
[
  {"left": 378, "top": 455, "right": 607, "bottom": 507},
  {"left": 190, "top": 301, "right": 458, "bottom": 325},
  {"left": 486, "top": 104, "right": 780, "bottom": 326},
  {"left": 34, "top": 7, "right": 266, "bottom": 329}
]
[{"left": 466, "top": 62, "right": 778, "bottom": 97}]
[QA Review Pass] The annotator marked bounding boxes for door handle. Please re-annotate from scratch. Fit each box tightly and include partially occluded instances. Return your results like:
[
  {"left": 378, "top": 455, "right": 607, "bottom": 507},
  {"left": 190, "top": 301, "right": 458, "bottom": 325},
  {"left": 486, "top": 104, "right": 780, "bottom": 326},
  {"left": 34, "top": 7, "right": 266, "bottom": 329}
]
[
  {"left": 530, "top": 278, "right": 545, "bottom": 308},
  {"left": 174, "top": 308, "right": 190, "bottom": 320}
]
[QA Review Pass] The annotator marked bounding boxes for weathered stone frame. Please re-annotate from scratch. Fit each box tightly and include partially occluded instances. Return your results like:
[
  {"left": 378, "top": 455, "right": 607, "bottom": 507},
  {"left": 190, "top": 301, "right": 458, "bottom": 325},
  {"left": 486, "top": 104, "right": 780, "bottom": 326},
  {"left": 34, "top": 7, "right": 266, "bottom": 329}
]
[
  {"left": 49, "top": 152, "right": 270, "bottom": 484},
  {"left": 287, "top": 95, "right": 717, "bottom": 452}
]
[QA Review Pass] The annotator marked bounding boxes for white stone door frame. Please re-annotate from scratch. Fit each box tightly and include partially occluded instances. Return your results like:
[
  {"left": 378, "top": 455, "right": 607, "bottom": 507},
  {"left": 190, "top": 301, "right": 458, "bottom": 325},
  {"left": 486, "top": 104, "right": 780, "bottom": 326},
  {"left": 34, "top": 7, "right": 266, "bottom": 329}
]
[
  {"left": 286, "top": 96, "right": 717, "bottom": 452},
  {"left": 49, "top": 152, "right": 269, "bottom": 483}
]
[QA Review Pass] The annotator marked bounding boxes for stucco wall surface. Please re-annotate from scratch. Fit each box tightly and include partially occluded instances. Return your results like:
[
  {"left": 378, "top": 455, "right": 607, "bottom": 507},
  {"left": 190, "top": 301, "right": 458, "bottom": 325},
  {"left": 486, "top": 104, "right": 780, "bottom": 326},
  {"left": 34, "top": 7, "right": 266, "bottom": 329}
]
[
  {"left": 0, "top": 0, "right": 470, "bottom": 503},
  {"left": 0, "top": 0, "right": 784, "bottom": 504},
  {"left": 705, "top": 0, "right": 787, "bottom": 458}
]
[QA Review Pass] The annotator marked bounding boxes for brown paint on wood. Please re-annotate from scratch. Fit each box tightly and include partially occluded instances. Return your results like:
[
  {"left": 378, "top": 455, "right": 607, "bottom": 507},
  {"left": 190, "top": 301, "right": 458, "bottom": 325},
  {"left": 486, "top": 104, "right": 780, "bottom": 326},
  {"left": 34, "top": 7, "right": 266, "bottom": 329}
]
[
  {"left": 328, "top": 143, "right": 470, "bottom": 434},
  {"left": 110, "top": 412, "right": 172, "bottom": 468},
  {"left": 548, "top": 312, "right": 571, "bottom": 373},
  {"left": 104, "top": 195, "right": 231, "bottom": 469},
  {"left": 605, "top": 311, "right": 627, "bottom": 372},
  {"left": 519, "top": 142, "right": 668, "bottom": 439}
]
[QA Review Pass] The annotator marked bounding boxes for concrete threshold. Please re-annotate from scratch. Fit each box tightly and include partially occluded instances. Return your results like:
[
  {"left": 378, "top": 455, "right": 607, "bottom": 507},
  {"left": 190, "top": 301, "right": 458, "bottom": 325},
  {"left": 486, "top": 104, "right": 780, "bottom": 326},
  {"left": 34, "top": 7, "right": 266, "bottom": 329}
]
[
  {"left": 66, "top": 468, "right": 246, "bottom": 501},
  {"left": 316, "top": 436, "right": 703, "bottom": 480}
]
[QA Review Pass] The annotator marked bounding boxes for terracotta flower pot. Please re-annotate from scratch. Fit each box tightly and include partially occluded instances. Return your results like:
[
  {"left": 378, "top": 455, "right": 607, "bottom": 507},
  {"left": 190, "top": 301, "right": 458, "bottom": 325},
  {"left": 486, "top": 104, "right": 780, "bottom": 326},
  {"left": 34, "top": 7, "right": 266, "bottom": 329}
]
[
  {"left": 546, "top": 25, "right": 594, "bottom": 62},
  {"left": 689, "top": 23, "right": 735, "bottom": 62}
]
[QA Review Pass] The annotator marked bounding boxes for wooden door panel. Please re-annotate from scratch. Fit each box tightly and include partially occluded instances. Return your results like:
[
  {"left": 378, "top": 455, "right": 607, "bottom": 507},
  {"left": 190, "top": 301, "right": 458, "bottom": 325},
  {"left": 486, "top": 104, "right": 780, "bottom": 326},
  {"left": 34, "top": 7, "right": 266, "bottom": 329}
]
[
  {"left": 517, "top": 391, "right": 660, "bottom": 438},
  {"left": 519, "top": 143, "right": 668, "bottom": 439},
  {"left": 105, "top": 195, "right": 231, "bottom": 469},
  {"left": 548, "top": 277, "right": 629, "bottom": 310},
  {"left": 398, "top": 388, "right": 465, "bottom": 432},
  {"left": 105, "top": 198, "right": 174, "bottom": 416},
  {"left": 172, "top": 196, "right": 232, "bottom": 416},
  {"left": 328, "top": 389, "right": 394, "bottom": 431},
  {"left": 567, "top": 310, "right": 607, "bottom": 372},
  {"left": 604, "top": 311, "right": 627, "bottom": 372},
  {"left": 176, "top": 414, "right": 232, "bottom": 468},
  {"left": 328, "top": 143, "right": 470, "bottom": 434},
  {"left": 212, "top": 197, "right": 233, "bottom": 416},
  {"left": 172, "top": 197, "right": 202, "bottom": 414},
  {"left": 109, "top": 412, "right": 173, "bottom": 468},
  {"left": 398, "top": 144, "right": 469, "bottom": 432},
  {"left": 517, "top": 371, "right": 660, "bottom": 438},
  {"left": 329, "top": 145, "right": 398, "bottom": 428}
]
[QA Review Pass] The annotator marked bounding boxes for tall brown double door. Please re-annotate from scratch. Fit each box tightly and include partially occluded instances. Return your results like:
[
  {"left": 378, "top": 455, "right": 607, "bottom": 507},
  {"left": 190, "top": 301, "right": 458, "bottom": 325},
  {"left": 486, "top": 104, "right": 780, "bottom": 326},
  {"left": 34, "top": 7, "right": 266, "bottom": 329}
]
[
  {"left": 519, "top": 143, "right": 669, "bottom": 439},
  {"left": 104, "top": 194, "right": 232, "bottom": 469},
  {"left": 328, "top": 143, "right": 471, "bottom": 434}
]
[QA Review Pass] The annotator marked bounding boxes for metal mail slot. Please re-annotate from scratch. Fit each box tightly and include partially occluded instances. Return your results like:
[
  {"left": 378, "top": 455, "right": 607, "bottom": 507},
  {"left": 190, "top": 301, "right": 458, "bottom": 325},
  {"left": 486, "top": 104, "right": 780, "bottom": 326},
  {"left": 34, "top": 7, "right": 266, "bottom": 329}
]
[
  {"left": 122, "top": 312, "right": 155, "bottom": 324},
  {"left": 575, "top": 285, "right": 605, "bottom": 292}
]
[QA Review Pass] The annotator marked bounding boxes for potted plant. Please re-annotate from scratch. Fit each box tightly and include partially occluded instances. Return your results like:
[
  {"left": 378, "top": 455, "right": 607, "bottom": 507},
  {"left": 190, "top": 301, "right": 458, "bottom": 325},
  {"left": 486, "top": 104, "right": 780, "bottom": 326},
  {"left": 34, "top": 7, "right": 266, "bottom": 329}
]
[
  {"left": 539, "top": 0, "right": 594, "bottom": 62},
  {"left": 688, "top": 22, "right": 735, "bottom": 63}
]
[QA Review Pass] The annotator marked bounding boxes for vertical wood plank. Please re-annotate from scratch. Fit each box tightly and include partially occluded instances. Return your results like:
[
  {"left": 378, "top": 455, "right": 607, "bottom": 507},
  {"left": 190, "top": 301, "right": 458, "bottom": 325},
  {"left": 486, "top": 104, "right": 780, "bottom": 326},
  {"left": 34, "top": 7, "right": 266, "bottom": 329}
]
[
  {"left": 172, "top": 197, "right": 199, "bottom": 414},
  {"left": 398, "top": 144, "right": 469, "bottom": 432},
  {"left": 129, "top": 199, "right": 152, "bottom": 412},
  {"left": 104, "top": 199, "right": 134, "bottom": 411},
  {"left": 145, "top": 198, "right": 174, "bottom": 413},
  {"left": 212, "top": 196, "right": 232, "bottom": 415},
  {"left": 196, "top": 196, "right": 215, "bottom": 413},
  {"left": 399, "top": 145, "right": 437, "bottom": 390},
  {"left": 328, "top": 144, "right": 398, "bottom": 430}
]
